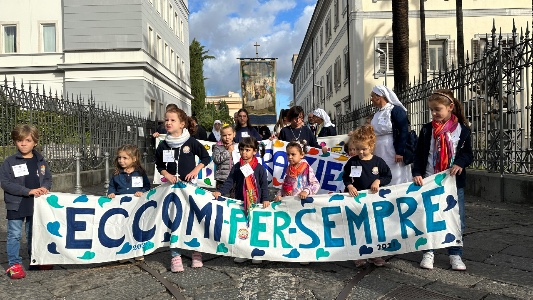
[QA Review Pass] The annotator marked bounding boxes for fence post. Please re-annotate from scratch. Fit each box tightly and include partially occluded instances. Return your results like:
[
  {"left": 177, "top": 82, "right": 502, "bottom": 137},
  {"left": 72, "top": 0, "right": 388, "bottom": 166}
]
[
  {"left": 498, "top": 43, "right": 505, "bottom": 202},
  {"left": 104, "top": 152, "right": 110, "bottom": 195},
  {"left": 143, "top": 152, "right": 148, "bottom": 172},
  {"left": 75, "top": 152, "right": 82, "bottom": 194}
]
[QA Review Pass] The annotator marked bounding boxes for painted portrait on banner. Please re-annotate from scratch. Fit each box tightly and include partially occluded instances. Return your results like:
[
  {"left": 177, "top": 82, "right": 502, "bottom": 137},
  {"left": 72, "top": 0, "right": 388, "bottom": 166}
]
[{"left": 240, "top": 60, "right": 276, "bottom": 117}]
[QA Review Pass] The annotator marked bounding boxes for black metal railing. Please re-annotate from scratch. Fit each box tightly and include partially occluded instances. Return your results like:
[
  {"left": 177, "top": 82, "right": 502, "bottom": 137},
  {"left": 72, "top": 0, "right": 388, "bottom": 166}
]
[{"left": 0, "top": 76, "right": 157, "bottom": 173}]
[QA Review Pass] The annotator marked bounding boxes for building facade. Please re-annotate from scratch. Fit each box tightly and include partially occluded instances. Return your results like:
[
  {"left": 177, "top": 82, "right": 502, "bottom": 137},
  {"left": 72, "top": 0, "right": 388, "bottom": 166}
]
[
  {"left": 0, "top": 0, "right": 192, "bottom": 120},
  {"left": 290, "top": 0, "right": 531, "bottom": 131},
  {"left": 205, "top": 91, "right": 242, "bottom": 119}
]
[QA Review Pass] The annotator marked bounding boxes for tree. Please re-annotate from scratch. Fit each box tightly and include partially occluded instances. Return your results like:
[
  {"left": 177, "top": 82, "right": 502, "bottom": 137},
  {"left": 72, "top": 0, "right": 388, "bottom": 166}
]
[
  {"left": 189, "top": 38, "right": 215, "bottom": 116},
  {"left": 392, "top": 0, "right": 409, "bottom": 92}
]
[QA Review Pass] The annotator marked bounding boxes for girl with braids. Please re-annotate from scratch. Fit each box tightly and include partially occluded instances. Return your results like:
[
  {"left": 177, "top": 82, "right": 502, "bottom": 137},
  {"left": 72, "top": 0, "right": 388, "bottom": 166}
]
[
  {"left": 212, "top": 137, "right": 269, "bottom": 264},
  {"left": 342, "top": 125, "right": 392, "bottom": 268},
  {"left": 412, "top": 89, "right": 473, "bottom": 271},
  {"left": 155, "top": 107, "right": 211, "bottom": 272}
]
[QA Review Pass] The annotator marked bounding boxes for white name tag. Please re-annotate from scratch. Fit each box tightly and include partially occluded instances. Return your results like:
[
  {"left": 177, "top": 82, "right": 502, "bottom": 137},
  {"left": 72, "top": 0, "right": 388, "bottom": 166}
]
[
  {"left": 350, "top": 166, "right": 362, "bottom": 177},
  {"left": 12, "top": 164, "right": 29, "bottom": 177},
  {"left": 241, "top": 131, "right": 250, "bottom": 138},
  {"left": 378, "top": 116, "right": 388, "bottom": 126},
  {"left": 240, "top": 164, "right": 254, "bottom": 177},
  {"left": 163, "top": 150, "right": 174, "bottom": 162},
  {"left": 232, "top": 149, "right": 241, "bottom": 165},
  {"left": 132, "top": 176, "right": 143, "bottom": 187}
]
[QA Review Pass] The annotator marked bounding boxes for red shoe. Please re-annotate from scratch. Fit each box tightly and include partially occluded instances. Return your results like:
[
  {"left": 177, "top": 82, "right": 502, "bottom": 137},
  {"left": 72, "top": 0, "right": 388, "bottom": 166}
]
[{"left": 6, "top": 264, "right": 26, "bottom": 279}]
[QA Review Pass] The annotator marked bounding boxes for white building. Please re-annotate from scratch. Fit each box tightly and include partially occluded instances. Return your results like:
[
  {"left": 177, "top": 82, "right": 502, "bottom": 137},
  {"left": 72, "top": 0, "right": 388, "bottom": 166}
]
[
  {"left": 0, "top": 0, "right": 192, "bottom": 120},
  {"left": 290, "top": 0, "right": 531, "bottom": 130}
]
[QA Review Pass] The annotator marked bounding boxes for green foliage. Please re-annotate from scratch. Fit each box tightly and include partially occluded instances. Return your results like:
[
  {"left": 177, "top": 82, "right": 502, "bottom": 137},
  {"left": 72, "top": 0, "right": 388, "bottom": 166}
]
[
  {"left": 189, "top": 38, "right": 215, "bottom": 116},
  {"left": 195, "top": 100, "right": 234, "bottom": 130}
]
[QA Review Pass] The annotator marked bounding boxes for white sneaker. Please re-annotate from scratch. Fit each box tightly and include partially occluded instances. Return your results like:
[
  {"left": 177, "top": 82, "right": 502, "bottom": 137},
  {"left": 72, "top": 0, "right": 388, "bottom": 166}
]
[
  {"left": 251, "top": 259, "right": 263, "bottom": 264},
  {"left": 420, "top": 252, "right": 434, "bottom": 269},
  {"left": 234, "top": 257, "right": 249, "bottom": 263},
  {"left": 450, "top": 255, "right": 466, "bottom": 271}
]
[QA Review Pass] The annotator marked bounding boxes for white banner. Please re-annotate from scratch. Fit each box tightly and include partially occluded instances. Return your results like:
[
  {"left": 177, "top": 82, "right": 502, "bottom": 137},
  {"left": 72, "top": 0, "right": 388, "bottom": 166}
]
[
  {"left": 154, "top": 135, "right": 350, "bottom": 193},
  {"left": 32, "top": 171, "right": 461, "bottom": 264}
]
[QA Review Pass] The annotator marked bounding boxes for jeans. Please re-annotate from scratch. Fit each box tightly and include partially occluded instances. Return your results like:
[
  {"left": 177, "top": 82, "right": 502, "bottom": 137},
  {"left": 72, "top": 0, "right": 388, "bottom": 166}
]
[
  {"left": 424, "top": 188, "right": 465, "bottom": 257},
  {"left": 7, "top": 216, "right": 33, "bottom": 266},
  {"left": 170, "top": 248, "right": 181, "bottom": 257}
]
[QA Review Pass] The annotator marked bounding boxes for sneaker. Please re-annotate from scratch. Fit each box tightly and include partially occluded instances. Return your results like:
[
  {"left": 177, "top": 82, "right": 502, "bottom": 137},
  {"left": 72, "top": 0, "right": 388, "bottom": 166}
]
[
  {"left": 6, "top": 264, "right": 26, "bottom": 279},
  {"left": 191, "top": 252, "right": 203, "bottom": 268},
  {"left": 369, "top": 257, "right": 386, "bottom": 267},
  {"left": 354, "top": 259, "right": 367, "bottom": 268},
  {"left": 420, "top": 252, "right": 435, "bottom": 269},
  {"left": 251, "top": 259, "right": 263, "bottom": 264},
  {"left": 170, "top": 255, "right": 184, "bottom": 272},
  {"left": 450, "top": 255, "right": 466, "bottom": 271},
  {"left": 234, "top": 257, "right": 249, "bottom": 263}
]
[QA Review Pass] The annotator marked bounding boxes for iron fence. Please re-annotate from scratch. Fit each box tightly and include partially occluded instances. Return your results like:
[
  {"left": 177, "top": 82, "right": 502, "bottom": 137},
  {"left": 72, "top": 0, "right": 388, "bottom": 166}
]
[
  {"left": 0, "top": 76, "right": 157, "bottom": 174},
  {"left": 337, "top": 21, "right": 533, "bottom": 175}
]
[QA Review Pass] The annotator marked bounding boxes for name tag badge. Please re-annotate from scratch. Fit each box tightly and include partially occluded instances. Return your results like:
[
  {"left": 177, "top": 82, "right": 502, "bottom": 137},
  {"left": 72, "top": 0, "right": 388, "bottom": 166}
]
[
  {"left": 378, "top": 116, "right": 388, "bottom": 126},
  {"left": 12, "top": 164, "right": 29, "bottom": 177},
  {"left": 132, "top": 176, "right": 143, "bottom": 187},
  {"left": 232, "top": 149, "right": 241, "bottom": 164},
  {"left": 241, "top": 131, "right": 250, "bottom": 138},
  {"left": 163, "top": 150, "right": 174, "bottom": 162},
  {"left": 240, "top": 164, "right": 254, "bottom": 177},
  {"left": 350, "top": 166, "right": 362, "bottom": 177}
]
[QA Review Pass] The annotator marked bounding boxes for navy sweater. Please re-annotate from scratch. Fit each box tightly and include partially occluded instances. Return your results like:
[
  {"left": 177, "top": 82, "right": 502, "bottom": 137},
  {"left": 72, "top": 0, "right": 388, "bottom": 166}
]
[
  {"left": 218, "top": 162, "right": 269, "bottom": 203},
  {"left": 411, "top": 122, "right": 473, "bottom": 188},
  {"left": 107, "top": 169, "right": 151, "bottom": 195},
  {"left": 234, "top": 126, "right": 262, "bottom": 143},
  {"left": 278, "top": 125, "right": 319, "bottom": 148},
  {"left": 342, "top": 155, "right": 392, "bottom": 191},
  {"left": 391, "top": 105, "right": 409, "bottom": 156},
  {"left": 155, "top": 137, "right": 211, "bottom": 181}
]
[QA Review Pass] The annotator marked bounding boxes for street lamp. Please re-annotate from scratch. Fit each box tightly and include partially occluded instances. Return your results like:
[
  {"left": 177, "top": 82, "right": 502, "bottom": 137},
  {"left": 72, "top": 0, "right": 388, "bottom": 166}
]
[
  {"left": 314, "top": 83, "right": 325, "bottom": 110},
  {"left": 375, "top": 48, "right": 387, "bottom": 86}
]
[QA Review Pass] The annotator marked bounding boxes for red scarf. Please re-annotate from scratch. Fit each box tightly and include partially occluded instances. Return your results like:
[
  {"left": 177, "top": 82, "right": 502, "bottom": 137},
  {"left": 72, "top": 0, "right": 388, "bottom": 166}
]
[
  {"left": 432, "top": 114, "right": 459, "bottom": 173},
  {"left": 282, "top": 161, "right": 309, "bottom": 195},
  {"left": 241, "top": 156, "right": 259, "bottom": 226}
]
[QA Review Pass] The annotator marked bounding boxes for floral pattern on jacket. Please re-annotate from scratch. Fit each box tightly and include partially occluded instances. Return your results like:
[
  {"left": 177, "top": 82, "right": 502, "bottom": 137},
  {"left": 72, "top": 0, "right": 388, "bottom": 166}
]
[{"left": 276, "top": 161, "right": 320, "bottom": 198}]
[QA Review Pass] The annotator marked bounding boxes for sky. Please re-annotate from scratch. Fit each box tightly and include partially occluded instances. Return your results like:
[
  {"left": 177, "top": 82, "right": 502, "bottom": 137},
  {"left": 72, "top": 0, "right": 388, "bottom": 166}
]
[{"left": 189, "top": 0, "right": 316, "bottom": 114}]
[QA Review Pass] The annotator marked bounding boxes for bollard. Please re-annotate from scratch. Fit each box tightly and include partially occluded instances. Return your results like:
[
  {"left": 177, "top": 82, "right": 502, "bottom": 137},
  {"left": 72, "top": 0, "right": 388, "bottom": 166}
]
[
  {"left": 104, "top": 152, "right": 110, "bottom": 195},
  {"left": 74, "top": 152, "right": 82, "bottom": 194},
  {"left": 143, "top": 152, "right": 148, "bottom": 171}
]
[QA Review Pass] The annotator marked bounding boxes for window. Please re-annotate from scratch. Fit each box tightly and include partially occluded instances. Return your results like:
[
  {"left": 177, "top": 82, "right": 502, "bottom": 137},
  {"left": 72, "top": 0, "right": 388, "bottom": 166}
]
[
  {"left": 42, "top": 24, "right": 56, "bottom": 52},
  {"left": 176, "top": 55, "right": 180, "bottom": 78},
  {"left": 326, "top": 67, "right": 332, "bottom": 96},
  {"left": 335, "top": 103, "right": 342, "bottom": 119},
  {"left": 334, "top": 57, "right": 341, "bottom": 91},
  {"left": 174, "top": 12, "right": 178, "bottom": 35},
  {"left": 472, "top": 34, "right": 513, "bottom": 60},
  {"left": 168, "top": 4, "right": 172, "bottom": 25},
  {"left": 342, "top": 0, "right": 347, "bottom": 14},
  {"left": 375, "top": 37, "right": 394, "bottom": 75},
  {"left": 156, "top": 0, "right": 160, "bottom": 14},
  {"left": 164, "top": 43, "right": 168, "bottom": 66},
  {"left": 325, "top": 13, "right": 332, "bottom": 44},
  {"left": 334, "top": 0, "right": 339, "bottom": 29},
  {"left": 343, "top": 98, "right": 351, "bottom": 112},
  {"left": 344, "top": 46, "right": 350, "bottom": 82},
  {"left": 314, "top": 39, "right": 319, "bottom": 61},
  {"left": 428, "top": 40, "right": 445, "bottom": 71},
  {"left": 3, "top": 25, "right": 17, "bottom": 53},
  {"left": 156, "top": 35, "right": 161, "bottom": 60},
  {"left": 150, "top": 99, "right": 156, "bottom": 120},
  {"left": 148, "top": 26, "right": 154, "bottom": 56},
  {"left": 319, "top": 27, "right": 323, "bottom": 54},
  {"left": 159, "top": 102, "right": 164, "bottom": 120},
  {"left": 180, "top": 21, "right": 184, "bottom": 42},
  {"left": 170, "top": 49, "right": 174, "bottom": 72},
  {"left": 161, "top": 0, "right": 165, "bottom": 19}
]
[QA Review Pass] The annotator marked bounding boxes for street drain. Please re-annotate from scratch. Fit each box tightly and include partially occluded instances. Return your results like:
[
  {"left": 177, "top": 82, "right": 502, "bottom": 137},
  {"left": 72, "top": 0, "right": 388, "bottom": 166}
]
[{"left": 381, "top": 285, "right": 460, "bottom": 300}]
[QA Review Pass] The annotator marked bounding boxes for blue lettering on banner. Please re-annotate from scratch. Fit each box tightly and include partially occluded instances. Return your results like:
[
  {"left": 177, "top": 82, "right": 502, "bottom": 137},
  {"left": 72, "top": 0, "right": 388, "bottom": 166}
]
[
  {"left": 322, "top": 161, "right": 343, "bottom": 192},
  {"left": 372, "top": 201, "right": 394, "bottom": 242},
  {"left": 133, "top": 200, "right": 157, "bottom": 242},
  {"left": 396, "top": 197, "right": 424, "bottom": 238},
  {"left": 213, "top": 204, "right": 223, "bottom": 242},
  {"left": 161, "top": 193, "right": 183, "bottom": 232},
  {"left": 273, "top": 211, "right": 292, "bottom": 248},
  {"left": 295, "top": 209, "right": 320, "bottom": 248},
  {"left": 251, "top": 211, "right": 271, "bottom": 247},
  {"left": 99, "top": 208, "right": 128, "bottom": 248},
  {"left": 66, "top": 207, "right": 95, "bottom": 249},
  {"left": 186, "top": 195, "right": 213, "bottom": 238},
  {"left": 345, "top": 205, "right": 372, "bottom": 245},
  {"left": 422, "top": 187, "right": 446, "bottom": 232},
  {"left": 322, "top": 206, "right": 345, "bottom": 247}
]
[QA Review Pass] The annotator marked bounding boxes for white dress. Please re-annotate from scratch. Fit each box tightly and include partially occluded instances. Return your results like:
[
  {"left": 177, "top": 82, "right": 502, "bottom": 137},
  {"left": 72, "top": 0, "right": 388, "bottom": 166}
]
[{"left": 371, "top": 103, "right": 412, "bottom": 185}]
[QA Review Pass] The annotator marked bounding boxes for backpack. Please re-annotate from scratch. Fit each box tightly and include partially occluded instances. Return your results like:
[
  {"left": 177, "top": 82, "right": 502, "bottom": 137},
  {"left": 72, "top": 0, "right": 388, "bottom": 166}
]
[{"left": 403, "top": 130, "right": 418, "bottom": 165}]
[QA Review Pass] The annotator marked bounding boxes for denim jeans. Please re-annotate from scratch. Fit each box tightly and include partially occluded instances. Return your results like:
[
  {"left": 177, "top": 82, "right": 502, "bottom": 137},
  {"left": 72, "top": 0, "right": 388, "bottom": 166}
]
[
  {"left": 7, "top": 216, "right": 33, "bottom": 266},
  {"left": 170, "top": 248, "right": 181, "bottom": 257},
  {"left": 424, "top": 188, "right": 465, "bottom": 256}
]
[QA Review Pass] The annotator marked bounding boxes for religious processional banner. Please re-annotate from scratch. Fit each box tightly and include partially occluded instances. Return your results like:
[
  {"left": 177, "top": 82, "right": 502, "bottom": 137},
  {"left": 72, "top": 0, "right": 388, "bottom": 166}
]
[
  {"left": 153, "top": 135, "right": 350, "bottom": 195},
  {"left": 240, "top": 59, "right": 276, "bottom": 117},
  {"left": 32, "top": 171, "right": 461, "bottom": 264}
]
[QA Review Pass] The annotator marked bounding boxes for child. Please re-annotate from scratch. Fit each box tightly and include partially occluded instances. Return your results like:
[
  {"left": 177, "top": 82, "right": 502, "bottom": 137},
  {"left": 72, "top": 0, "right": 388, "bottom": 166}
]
[
  {"left": 155, "top": 107, "right": 211, "bottom": 272},
  {"left": 0, "top": 124, "right": 53, "bottom": 279},
  {"left": 342, "top": 125, "right": 392, "bottom": 268},
  {"left": 212, "top": 137, "right": 269, "bottom": 264},
  {"left": 274, "top": 141, "right": 320, "bottom": 202},
  {"left": 212, "top": 125, "right": 236, "bottom": 192},
  {"left": 344, "top": 139, "right": 358, "bottom": 157},
  {"left": 107, "top": 144, "right": 150, "bottom": 199},
  {"left": 412, "top": 89, "right": 473, "bottom": 271}
]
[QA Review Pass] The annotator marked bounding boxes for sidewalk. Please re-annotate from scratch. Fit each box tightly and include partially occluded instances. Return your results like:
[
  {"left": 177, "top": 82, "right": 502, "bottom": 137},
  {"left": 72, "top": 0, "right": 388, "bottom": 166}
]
[{"left": 1, "top": 183, "right": 532, "bottom": 299}]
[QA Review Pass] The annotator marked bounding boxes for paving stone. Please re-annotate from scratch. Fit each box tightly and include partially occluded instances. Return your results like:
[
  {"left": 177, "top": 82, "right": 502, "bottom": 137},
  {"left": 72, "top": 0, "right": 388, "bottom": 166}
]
[
  {"left": 139, "top": 291, "right": 176, "bottom": 300},
  {"left": 500, "top": 244, "right": 533, "bottom": 259},
  {"left": 463, "top": 232, "right": 511, "bottom": 253},
  {"left": 164, "top": 264, "right": 231, "bottom": 290},
  {"left": 346, "top": 275, "right": 400, "bottom": 300},
  {"left": 0, "top": 279, "right": 55, "bottom": 299},
  {"left": 425, "top": 281, "right": 489, "bottom": 299},
  {"left": 474, "top": 279, "right": 533, "bottom": 299},
  {"left": 484, "top": 253, "right": 533, "bottom": 272},
  {"left": 371, "top": 267, "right": 434, "bottom": 287},
  {"left": 460, "top": 247, "right": 495, "bottom": 263},
  {"left": 466, "top": 260, "right": 533, "bottom": 287}
]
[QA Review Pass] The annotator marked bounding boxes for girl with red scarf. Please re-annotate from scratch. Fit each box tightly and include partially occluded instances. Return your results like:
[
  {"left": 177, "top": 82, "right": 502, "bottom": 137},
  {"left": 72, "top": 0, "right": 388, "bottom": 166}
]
[
  {"left": 212, "top": 137, "right": 269, "bottom": 264},
  {"left": 274, "top": 141, "right": 320, "bottom": 202},
  {"left": 412, "top": 89, "right": 473, "bottom": 271}
]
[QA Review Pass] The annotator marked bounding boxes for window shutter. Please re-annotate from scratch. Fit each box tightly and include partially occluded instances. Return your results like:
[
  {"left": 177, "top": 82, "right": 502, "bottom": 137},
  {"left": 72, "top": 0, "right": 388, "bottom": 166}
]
[
  {"left": 472, "top": 39, "right": 480, "bottom": 60},
  {"left": 447, "top": 39, "right": 456, "bottom": 69},
  {"left": 426, "top": 41, "right": 429, "bottom": 70}
]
